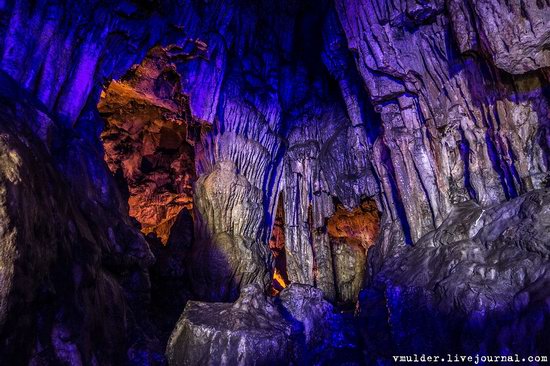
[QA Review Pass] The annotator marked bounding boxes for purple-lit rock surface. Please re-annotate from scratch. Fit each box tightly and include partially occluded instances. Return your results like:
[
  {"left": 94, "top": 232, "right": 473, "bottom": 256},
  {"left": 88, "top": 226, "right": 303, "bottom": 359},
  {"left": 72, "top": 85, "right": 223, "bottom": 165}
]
[
  {"left": 361, "top": 188, "right": 550, "bottom": 362},
  {"left": 333, "top": 0, "right": 550, "bottom": 244},
  {"left": 0, "top": 73, "right": 155, "bottom": 365}
]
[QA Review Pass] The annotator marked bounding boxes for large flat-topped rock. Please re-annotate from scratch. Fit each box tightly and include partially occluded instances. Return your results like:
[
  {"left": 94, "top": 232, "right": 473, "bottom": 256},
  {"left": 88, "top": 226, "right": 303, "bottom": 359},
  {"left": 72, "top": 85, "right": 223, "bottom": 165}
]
[{"left": 166, "top": 284, "right": 337, "bottom": 365}]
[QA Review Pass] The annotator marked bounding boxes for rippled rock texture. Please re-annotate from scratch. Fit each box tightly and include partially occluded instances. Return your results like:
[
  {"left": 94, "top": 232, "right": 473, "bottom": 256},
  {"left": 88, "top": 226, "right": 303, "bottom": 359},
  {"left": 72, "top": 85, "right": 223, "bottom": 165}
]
[{"left": 333, "top": 0, "right": 550, "bottom": 244}]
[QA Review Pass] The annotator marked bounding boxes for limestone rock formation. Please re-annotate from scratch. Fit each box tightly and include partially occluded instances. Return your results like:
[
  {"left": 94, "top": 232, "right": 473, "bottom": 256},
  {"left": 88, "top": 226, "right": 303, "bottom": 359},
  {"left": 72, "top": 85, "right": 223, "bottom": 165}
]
[
  {"left": 283, "top": 107, "right": 382, "bottom": 303},
  {"left": 0, "top": 0, "right": 194, "bottom": 127},
  {"left": 332, "top": 0, "right": 550, "bottom": 244},
  {"left": 0, "top": 2, "right": 198, "bottom": 363},
  {"left": 166, "top": 283, "right": 336, "bottom": 366},
  {"left": 99, "top": 46, "right": 206, "bottom": 243},
  {"left": 278, "top": 284, "right": 335, "bottom": 357},
  {"left": 1, "top": 0, "right": 550, "bottom": 364},
  {"left": 190, "top": 161, "right": 272, "bottom": 301},
  {"left": 327, "top": 199, "right": 380, "bottom": 304},
  {"left": 448, "top": 0, "right": 550, "bottom": 74},
  {"left": 360, "top": 188, "right": 550, "bottom": 362}
]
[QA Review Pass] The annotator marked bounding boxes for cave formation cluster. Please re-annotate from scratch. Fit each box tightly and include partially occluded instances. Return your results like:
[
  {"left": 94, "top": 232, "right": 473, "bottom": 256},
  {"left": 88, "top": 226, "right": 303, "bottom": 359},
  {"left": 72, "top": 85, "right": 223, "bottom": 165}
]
[{"left": 0, "top": 0, "right": 549, "bottom": 365}]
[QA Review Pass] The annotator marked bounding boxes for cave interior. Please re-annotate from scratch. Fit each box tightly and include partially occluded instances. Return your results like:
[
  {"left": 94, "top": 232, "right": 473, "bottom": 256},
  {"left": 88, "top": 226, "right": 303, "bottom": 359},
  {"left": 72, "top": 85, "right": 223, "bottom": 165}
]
[{"left": 0, "top": 0, "right": 549, "bottom": 365}]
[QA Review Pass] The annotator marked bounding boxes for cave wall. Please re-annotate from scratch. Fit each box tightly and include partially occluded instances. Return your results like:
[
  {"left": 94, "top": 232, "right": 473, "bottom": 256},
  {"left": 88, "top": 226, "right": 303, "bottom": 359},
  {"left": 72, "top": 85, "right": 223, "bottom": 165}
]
[
  {"left": 184, "top": 1, "right": 288, "bottom": 300},
  {"left": 1, "top": 0, "right": 548, "bottom": 301},
  {"left": 175, "top": 0, "right": 550, "bottom": 303},
  {"left": 0, "top": 1, "right": 196, "bottom": 363},
  {"left": 182, "top": 0, "right": 387, "bottom": 302},
  {"left": 331, "top": 0, "right": 550, "bottom": 243}
]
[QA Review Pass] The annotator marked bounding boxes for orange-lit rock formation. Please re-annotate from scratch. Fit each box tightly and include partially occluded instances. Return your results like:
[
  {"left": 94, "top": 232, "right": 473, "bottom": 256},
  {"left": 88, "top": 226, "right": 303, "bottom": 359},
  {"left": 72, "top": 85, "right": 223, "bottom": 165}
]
[
  {"left": 98, "top": 47, "right": 207, "bottom": 243},
  {"left": 327, "top": 199, "right": 380, "bottom": 304},
  {"left": 269, "top": 194, "right": 288, "bottom": 294},
  {"left": 327, "top": 199, "right": 380, "bottom": 250}
]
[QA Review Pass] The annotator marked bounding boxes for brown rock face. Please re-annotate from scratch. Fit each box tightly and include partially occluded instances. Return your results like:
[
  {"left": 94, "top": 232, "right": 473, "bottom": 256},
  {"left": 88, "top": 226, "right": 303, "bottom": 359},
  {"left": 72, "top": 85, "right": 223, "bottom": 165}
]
[
  {"left": 327, "top": 199, "right": 380, "bottom": 250},
  {"left": 327, "top": 199, "right": 380, "bottom": 303},
  {"left": 98, "top": 47, "right": 207, "bottom": 243}
]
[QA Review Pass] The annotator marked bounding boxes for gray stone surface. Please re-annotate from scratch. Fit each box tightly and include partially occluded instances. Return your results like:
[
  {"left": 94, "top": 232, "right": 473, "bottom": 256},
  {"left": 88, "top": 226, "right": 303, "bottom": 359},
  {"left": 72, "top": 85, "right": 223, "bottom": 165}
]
[
  {"left": 166, "top": 283, "right": 335, "bottom": 366},
  {"left": 166, "top": 284, "right": 293, "bottom": 366}
]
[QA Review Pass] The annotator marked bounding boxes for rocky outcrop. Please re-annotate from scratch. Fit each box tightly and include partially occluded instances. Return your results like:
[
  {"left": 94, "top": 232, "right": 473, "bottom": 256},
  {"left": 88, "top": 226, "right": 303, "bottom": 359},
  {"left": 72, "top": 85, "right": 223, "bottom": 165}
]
[
  {"left": 99, "top": 46, "right": 206, "bottom": 243},
  {"left": 278, "top": 284, "right": 335, "bottom": 358},
  {"left": 360, "top": 189, "right": 550, "bottom": 362},
  {"left": 166, "top": 283, "right": 336, "bottom": 366},
  {"left": 166, "top": 284, "right": 294, "bottom": 366},
  {"left": 186, "top": 1, "right": 291, "bottom": 301}
]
